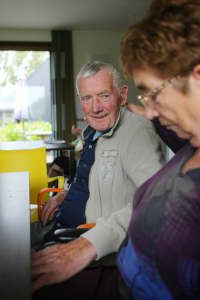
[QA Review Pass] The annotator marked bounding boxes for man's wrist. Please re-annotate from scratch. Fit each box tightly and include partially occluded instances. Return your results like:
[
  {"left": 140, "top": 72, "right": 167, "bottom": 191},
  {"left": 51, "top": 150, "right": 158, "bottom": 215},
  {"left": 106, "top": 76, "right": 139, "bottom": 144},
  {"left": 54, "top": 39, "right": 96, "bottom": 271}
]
[
  {"left": 60, "top": 190, "right": 68, "bottom": 195},
  {"left": 73, "top": 237, "right": 97, "bottom": 262},
  {"left": 56, "top": 190, "right": 68, "bottom": 204}
]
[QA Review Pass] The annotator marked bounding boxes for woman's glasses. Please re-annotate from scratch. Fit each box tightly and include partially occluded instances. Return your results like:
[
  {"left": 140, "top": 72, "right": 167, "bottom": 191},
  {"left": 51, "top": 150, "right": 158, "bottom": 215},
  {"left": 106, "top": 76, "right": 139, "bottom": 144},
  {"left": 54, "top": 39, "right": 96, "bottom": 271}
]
[{"left": 137, "top": 75, "right": 180, "bottom": 106}]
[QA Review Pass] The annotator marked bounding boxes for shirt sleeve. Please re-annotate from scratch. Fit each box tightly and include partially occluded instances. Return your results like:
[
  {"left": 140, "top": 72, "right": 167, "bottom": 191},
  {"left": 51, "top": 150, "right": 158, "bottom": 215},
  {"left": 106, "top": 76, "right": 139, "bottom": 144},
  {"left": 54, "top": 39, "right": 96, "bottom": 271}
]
[
  {"left": 82, "top": 125, "right": 165, "bottom": 259},
  {"left": 123, "top": 126, "right": 165, "bottom": 188}
]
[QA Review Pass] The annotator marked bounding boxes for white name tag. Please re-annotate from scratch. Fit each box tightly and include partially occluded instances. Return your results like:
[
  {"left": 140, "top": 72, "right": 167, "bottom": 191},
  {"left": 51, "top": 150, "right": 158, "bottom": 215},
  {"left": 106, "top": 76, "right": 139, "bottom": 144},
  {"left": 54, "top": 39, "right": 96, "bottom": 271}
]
[{"left": 102, "top": 150, "right": 118, "bottom": 157}]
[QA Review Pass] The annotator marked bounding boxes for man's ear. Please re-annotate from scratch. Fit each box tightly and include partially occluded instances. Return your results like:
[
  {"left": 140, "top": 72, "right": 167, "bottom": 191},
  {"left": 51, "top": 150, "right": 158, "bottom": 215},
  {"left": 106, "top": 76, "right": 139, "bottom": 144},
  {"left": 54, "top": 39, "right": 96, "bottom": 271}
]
[
  {"left": 77, "top": 94, "right": 80, "bottom": 100},
  {"left": 120, "top": 85, "right": 128, "bottom": 106}
]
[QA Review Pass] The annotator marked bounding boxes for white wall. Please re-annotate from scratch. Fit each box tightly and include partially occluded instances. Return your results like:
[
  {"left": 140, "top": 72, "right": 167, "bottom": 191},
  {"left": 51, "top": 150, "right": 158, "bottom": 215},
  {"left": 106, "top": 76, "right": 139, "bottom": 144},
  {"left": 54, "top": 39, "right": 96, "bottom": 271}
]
[
  {"left": 0, "top": 29, "right": 141, "bottom": 130},
  {"left": 166, "top": 147, "right": 174, "bottom": 162},
  {"left": 0, "top": 29, "right": 51, "bottom": 41}
]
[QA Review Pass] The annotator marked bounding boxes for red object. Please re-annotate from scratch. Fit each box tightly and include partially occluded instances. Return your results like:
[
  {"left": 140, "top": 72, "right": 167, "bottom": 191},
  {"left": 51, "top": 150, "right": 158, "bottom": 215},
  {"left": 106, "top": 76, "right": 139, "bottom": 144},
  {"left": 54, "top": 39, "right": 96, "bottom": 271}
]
[
  {"left": 77, "top": 223, "right": 96, "bottom": 229},
  {"left": 38, "top": 188, "right": 64, "bottom": 220}
]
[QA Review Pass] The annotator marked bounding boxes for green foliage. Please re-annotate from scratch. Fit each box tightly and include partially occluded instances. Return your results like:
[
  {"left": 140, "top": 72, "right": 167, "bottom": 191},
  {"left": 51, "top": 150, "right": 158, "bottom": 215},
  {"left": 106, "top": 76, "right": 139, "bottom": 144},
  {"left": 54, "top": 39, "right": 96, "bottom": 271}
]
[
  {"left": 0, "top": 51, "right": 49, "bottom": 86},
  {"left": 0, "top": 121, "right": 52, "bottom": 142}
]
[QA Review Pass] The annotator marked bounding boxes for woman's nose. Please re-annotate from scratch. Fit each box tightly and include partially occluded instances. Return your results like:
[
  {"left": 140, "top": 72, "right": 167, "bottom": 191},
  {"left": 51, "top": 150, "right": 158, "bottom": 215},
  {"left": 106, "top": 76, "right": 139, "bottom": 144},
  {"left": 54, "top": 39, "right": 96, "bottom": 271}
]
[{"left": 145, "top": 100, "right": 160, "bottom": 120}]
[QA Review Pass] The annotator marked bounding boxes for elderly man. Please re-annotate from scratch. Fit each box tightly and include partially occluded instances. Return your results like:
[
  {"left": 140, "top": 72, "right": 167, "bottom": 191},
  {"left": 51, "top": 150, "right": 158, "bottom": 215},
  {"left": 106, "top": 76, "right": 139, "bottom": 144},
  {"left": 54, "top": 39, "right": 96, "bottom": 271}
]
[{"left": 32, "top": 61, "right": 165, "bottom": 295}]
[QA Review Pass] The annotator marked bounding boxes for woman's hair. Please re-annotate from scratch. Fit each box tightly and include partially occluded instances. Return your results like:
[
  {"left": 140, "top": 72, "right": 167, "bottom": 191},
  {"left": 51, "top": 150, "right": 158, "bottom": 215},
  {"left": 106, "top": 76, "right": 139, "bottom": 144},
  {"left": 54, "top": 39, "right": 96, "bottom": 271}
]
[
  {"left": 76, "top": 61, "right": 123, "bottom": 96},
  {"left": 120, "top": 0, "right": 200, "bottom": 79}
]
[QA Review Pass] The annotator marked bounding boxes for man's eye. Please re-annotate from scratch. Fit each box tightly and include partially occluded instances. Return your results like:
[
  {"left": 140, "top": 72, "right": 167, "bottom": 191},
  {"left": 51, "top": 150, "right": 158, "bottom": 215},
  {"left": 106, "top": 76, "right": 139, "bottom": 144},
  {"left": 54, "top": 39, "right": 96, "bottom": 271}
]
[
  {"left": 101, "top": 94, "right": 109, "bottom": 100},
  {"left": 82, "top": 96, "right": 90, "bottom": 101}
]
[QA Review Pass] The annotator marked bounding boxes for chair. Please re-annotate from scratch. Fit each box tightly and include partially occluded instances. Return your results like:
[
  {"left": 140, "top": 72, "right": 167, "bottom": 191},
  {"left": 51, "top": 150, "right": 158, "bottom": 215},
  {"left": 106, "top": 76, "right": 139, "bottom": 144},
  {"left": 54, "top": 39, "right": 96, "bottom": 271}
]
[
  {"left": 53, "top": 223, "right": 116, "bottom": 267},
  {"left": 34, "top": 224, "right": 96, "bottom": 252},
  {"left": 0, "top": 148, "right": 64, "bottom": 223},
  {"left": 37, "top": 185, "right": 64, "bottom": 220},
  {"left": 77, "top": 223, "right": 96, "bottom": 229}
]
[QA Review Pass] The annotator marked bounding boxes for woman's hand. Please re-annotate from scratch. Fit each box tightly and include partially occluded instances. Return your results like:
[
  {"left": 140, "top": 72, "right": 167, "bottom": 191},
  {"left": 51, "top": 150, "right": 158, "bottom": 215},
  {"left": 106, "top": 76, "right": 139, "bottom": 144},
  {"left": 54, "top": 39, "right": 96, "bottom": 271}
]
[
  {"left": 126, "top": 103, "right": 145, "bottom": 117},
  {"left": 71, "top": 125, "right": 82, "bottom": 136}
]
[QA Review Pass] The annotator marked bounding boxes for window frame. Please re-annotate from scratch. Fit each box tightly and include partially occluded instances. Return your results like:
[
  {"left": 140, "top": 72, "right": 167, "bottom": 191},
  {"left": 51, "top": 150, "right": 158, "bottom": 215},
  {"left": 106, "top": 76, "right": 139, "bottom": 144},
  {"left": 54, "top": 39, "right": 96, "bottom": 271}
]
[{"left": 0, "top": 41, "right": 51, "bottom": 51}]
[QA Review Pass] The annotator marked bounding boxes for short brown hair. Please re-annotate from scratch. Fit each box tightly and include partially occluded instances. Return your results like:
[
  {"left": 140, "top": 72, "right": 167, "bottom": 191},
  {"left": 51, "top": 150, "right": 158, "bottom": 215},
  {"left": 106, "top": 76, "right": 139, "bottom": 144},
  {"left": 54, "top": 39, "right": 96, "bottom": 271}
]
[{"left": 120, "top": 0, "right": 200, "bottom": 79}]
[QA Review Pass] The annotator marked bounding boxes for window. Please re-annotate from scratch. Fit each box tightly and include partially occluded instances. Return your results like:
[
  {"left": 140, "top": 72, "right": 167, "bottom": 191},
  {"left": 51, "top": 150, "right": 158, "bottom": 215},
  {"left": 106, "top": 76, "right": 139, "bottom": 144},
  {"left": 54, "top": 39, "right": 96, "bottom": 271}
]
[
  {"left": 5, "top": 112, "right": 13, "bottom": 123},
  {"left": 0, "top": 112, "right": 3, "bottom": 126},
  {"left": 0, "top": 42, "right": 52, "bottom": 142}
]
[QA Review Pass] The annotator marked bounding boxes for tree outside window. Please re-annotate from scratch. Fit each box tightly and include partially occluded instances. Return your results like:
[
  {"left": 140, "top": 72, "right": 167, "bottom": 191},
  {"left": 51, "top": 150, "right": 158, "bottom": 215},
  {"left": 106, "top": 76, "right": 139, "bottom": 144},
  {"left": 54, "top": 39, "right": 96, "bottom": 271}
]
[{"left": 0, "top": 50, "right": 52, "bottom": 141}]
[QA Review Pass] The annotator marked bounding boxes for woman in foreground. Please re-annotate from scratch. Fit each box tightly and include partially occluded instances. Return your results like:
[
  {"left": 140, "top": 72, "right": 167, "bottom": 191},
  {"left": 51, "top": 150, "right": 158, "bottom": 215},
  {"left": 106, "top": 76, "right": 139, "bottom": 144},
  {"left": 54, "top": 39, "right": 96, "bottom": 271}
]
[
  {"left": 33, "top": 0, "right": 200, "bottom": 299},
  {"left": 118, "top": 0, "right": 200, "bottom": 298}
]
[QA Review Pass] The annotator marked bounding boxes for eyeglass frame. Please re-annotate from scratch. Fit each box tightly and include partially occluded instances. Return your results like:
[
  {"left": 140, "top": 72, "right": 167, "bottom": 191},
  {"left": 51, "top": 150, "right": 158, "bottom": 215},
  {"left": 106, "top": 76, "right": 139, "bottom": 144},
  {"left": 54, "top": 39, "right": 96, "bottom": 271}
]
[{"left": 137, "top": 74, "right": 181, "bottom": 106}]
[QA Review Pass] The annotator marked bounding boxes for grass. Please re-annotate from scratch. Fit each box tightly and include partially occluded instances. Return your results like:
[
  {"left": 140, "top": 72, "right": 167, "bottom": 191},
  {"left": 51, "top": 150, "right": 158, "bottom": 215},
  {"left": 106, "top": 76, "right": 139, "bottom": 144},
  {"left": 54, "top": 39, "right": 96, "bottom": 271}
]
[{"left": 0, "top": 121, "right": 52, "bottom": 141}]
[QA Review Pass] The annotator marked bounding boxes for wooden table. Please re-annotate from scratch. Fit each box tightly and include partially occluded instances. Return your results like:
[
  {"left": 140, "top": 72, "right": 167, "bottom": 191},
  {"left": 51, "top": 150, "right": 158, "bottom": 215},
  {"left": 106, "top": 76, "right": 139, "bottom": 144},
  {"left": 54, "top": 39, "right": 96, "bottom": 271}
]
[
  {"left": 0, "top": 140, "right": 75, "bottom": 182},
  {"left": 25, "top": 131, "right": 52, "bottom": 140},
  {"left": 0, "top": 171, "right": 31, "bottom": 300}
]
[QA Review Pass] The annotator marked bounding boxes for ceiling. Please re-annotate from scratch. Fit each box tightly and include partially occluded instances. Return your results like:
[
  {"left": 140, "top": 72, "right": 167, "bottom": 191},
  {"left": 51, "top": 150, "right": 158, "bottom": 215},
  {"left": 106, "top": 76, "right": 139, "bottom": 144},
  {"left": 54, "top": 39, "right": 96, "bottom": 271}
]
[{"left": 0, "top": 0, "right": 152, "bottom": 31}]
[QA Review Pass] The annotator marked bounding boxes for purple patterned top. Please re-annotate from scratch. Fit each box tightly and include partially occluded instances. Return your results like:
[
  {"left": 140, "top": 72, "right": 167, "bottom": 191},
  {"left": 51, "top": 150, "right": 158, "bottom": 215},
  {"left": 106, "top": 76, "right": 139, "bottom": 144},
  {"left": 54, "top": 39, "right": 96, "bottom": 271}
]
[{"left": 117, "top": 142, "right": 200, "bottom": 299}]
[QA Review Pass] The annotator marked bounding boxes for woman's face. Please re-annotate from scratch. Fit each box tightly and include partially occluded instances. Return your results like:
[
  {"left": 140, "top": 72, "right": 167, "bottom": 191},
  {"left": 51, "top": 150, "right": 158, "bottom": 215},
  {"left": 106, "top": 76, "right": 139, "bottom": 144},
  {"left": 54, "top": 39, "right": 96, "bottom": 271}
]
[{"left": 133, "top": 67, "right": 200, "bottom": 147}]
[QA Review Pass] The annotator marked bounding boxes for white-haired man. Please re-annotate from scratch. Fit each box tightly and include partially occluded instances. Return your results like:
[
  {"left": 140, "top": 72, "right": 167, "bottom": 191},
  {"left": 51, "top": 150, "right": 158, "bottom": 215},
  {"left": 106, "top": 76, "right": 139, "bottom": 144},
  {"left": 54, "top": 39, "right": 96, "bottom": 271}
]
[{"left": 32, "top": 62, "right": 165, "bottom": 296}]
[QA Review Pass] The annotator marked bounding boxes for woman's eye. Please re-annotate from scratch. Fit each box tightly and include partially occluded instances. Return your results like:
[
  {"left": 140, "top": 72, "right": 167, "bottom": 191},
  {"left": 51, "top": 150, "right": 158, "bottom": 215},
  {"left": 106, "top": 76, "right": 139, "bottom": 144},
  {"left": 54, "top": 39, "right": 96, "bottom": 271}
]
[{"left": 150, "top": 93, "right": 157, "bottom": 101}]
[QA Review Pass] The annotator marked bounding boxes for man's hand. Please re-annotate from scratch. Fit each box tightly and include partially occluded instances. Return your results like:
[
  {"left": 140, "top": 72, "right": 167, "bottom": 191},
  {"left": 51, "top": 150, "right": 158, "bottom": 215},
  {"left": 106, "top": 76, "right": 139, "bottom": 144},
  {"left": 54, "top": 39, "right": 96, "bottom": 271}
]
[
  {"left": 32, "top": 237, "right": 97, "bottom": 292},
  {"left": 126, "top": 103, "right": 145, "bottom": 117},
  {"left": 41, "top": 190, "right": 68, "bottom": 226}
]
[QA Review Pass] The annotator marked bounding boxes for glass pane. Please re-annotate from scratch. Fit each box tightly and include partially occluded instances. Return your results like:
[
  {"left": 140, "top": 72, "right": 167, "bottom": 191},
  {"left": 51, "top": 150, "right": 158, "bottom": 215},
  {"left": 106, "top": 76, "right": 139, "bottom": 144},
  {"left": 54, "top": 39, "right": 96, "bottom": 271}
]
[
  {"left": 0, "top": 112, "right": 3, "bottom": 126},
  {"left": 0, "top": 50, "right": 52, "bottom": 141},
  {"left": 5, "top": 112, "right": 13, "bottom": 122}
]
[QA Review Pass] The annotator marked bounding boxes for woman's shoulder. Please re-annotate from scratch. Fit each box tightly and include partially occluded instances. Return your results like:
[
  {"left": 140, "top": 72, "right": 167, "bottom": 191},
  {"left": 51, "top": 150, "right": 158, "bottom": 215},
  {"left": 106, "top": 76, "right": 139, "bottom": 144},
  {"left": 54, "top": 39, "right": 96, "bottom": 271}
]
[{"left": 182, "top": 147, "right": 200, "bottom": 174}]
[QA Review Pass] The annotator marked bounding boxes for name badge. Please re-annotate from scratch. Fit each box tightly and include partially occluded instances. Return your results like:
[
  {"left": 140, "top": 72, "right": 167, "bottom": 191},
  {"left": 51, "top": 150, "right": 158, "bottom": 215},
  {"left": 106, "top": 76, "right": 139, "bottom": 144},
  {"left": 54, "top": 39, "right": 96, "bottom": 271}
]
[{"left": 102, "top": 150, "right": 118, "bottom": 157}]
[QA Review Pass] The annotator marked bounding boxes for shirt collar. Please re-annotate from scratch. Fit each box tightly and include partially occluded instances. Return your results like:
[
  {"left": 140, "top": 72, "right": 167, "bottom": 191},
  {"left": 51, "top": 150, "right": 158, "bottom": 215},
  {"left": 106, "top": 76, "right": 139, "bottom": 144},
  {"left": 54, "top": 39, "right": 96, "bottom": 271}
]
[{"left": 82, "top": 105, "right": 126, "bottom": 140}]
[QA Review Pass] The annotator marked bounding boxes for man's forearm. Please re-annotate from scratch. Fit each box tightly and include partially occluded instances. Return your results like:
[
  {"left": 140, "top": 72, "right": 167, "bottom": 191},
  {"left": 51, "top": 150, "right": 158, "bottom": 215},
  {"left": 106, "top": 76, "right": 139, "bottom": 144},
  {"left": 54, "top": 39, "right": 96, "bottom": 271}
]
[{"left": 82, "top": 202, "right": 132, "bottom": 259}]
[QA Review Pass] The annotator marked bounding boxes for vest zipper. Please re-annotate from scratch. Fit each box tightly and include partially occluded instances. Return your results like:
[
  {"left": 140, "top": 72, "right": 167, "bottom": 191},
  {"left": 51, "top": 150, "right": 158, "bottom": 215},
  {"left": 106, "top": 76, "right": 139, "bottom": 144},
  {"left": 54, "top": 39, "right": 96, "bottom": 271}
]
[{"left": 83, "top": 215, "right": 87, "bottom": 224}]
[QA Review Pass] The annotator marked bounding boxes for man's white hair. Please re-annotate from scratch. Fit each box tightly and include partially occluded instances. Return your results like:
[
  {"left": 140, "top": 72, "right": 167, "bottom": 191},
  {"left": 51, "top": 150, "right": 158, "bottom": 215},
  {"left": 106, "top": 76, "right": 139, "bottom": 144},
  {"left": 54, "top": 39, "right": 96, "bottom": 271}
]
[{"left": 76, "top": 61, "right": 123, "bottom": 97}]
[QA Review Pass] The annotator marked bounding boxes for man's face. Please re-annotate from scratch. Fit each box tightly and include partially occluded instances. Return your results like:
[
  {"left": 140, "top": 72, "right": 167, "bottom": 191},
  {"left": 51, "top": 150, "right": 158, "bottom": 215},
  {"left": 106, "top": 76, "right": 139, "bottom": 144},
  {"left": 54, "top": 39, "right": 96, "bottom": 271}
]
[{"left": 77, "top": 69, "right": 128, "bottom": 132}]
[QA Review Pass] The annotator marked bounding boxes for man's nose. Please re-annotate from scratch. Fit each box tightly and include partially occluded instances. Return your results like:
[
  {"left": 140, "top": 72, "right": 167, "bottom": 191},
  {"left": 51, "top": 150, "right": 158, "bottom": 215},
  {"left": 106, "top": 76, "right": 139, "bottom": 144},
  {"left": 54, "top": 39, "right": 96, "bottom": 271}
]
[
  {"left": 91, "top": 96, "right": 103, "bottom": 113},
  {"left": 145, "top": 100, "right": 160, "bottom": 120}
]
